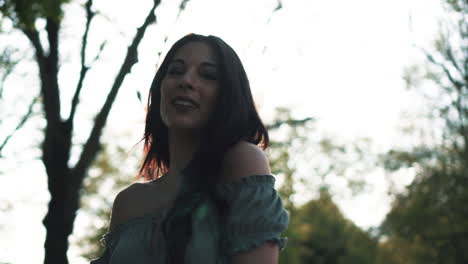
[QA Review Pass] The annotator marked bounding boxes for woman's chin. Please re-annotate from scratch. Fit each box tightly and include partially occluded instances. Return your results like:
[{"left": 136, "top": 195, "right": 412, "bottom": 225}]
[{"left": 166, "top": 121, "right": 204, "bottom": 134}]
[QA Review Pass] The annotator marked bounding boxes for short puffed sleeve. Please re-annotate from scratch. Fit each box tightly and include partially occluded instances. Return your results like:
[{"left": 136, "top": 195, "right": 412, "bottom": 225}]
[{"left": 216, "top": 174, "right": 289, "bottom": 256}]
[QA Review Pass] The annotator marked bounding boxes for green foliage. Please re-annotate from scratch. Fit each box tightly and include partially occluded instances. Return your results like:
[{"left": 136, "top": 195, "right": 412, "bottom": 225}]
[
  {"left": 267, "top": 107, "right": 310, "bottom": 211},
  {"left": 380, "top": 160, "right": 468, "bottom": 263},
  {"left": 446, "top": 0, "right": 467, "bottom": 13},
  {"left": 267, "top": 107, "right": 377, "bottom": 264},
  {"left": 295, "top": 189, "right": 378, "bottom": 264},
  {"left": 0, "top": 46, "right": 18, "bottom": 98},
  {"left": 375, "top": 236, "right": 428, "bottom": 264},
  {"left": 0, "top": 46, "right": 17, "bottom": 71},
  {"left": 76, "top": 144, "right": 138, "bottom": 260},
  {"left": 380, "top": 0, "right": 468, "bottom": 263},
  {"left": 381, "top": 146, "right": 438, "bottom": 171},
  {"left": 0, "top": 0, "right": 70, "bottom": 29},
  {"left": 267, "top": 107, "right": 313, "bottom": 264}
]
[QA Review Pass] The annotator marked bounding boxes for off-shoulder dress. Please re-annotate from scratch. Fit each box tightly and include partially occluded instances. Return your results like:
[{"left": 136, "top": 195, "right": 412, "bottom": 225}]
[{"left": 90, "top": 174, "right": 289, "bottom": 264}]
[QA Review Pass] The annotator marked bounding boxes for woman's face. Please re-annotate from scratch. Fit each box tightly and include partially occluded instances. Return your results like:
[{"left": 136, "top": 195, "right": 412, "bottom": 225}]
[{"left": 160, "top": 41, "right": 220, "bottom": 133}]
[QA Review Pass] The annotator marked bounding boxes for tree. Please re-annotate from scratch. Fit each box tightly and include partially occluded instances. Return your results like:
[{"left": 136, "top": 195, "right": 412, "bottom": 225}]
[
  {"left": 267, "top": 107, "right": 313, "bottom": 264},
  {"left": 294, "top": 188, "right": 378, "bottom": 264},
  {"left": 0, "top": 0, "right": 188, "bottom": 263},
  {"left": 0, "top": 45, "right": 29, "bottom": 155},
  {"left": 380, "top": 0, "right": 468, "bottom": 263},
  {"left": 266, "top": 107, "right": 375, "bottom": 264},
  {"left": 75, "top": 143, "right": 138, "bottom": 260}
]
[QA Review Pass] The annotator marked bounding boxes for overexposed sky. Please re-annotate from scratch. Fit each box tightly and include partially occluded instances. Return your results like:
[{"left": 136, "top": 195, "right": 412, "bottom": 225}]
[{"left": 0, "top": 0, "right": 443, "bottom": 263}]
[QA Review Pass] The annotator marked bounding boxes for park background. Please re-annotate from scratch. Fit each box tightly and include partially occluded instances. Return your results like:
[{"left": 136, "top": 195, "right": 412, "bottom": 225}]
[{"left": 0, "top": 0, "right": 467, "bottom": 263}]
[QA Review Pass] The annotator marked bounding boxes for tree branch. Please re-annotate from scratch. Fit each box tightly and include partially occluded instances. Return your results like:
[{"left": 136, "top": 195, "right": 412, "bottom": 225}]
[
  {"left": 176, "top": 0, "right": 191, "bottom": 20},
  {"left": 154, "top": 0, "right": 191, "bottom": 62},
  {"left": 46, "top": 18, "right": 59, "bottom": 72},
  {"left": 23, "top": 29, "right": 46, "bottom": 67},
  {"left": 0, "top": 96, "right": 39, "bottom": 157},
  {"left": 23, "top": 23, "right": 61, "bottom": 125},
  {"left": 464, "top": 54, "right": 468, "bottom": 85},
  {"left": 71, "top": 0, "right": 160, "bottom": 188},
  {"left": 90, "top": 41, "right": 107, "bottom": 64},
  {"left": 0, "top": 47, "right": 21, "bottom": 99},
  {"left": 43, "top": 18, "right": 62, "bottom": 124},
  {"left": 421, "top": 231, "right": 468, "bottom": 242},
  {"left": 445, "top": 44, "right": 465, "bottom": 80},
  {"left": 68, "top": 0, "right": 95, "bottom": 124},
  {"left": 266, "top": 117, "right": 314, "bottom": 130},
  {"left": 266, "top": 0, "right": 283, "bottom": 24},
  {"left": 424, "top": 50, "right": 464, "bottom": 91},
  {"left": 454, "top": 88, "right": 468, "bottom": 153}
]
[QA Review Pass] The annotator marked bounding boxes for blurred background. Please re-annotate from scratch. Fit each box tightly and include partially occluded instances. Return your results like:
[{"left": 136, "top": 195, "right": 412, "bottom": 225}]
[{"left": 0, "top": 0, "right": 467, "bottom": 263}]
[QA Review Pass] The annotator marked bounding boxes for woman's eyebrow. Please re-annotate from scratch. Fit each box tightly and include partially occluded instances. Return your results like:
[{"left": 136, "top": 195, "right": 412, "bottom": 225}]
[
  {"left": 170, "top": 59, "right": 216, "bottom": 68},
  {"left": 201, "top": 61, "right": 217, "bottom": 68},
  {"left": 169, "top": 58, "right": 184, "bottom": 65}
]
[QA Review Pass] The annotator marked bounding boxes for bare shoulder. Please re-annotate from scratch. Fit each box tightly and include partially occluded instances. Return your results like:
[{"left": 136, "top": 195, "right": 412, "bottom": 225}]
[
  {"left": 220, "top": 140, "right": 271, "bottom": 183},
  {"left": 109, "top": 182, "right": 146, "bottom": 231}
]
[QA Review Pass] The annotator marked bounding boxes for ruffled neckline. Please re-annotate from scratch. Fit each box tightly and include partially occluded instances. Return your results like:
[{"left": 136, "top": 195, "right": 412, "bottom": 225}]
[{"left": 102, "top": 174, "right": 276, "bottom": 244}]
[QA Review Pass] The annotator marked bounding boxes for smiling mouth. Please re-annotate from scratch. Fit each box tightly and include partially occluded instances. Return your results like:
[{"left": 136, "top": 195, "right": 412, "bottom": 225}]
[{"left": 171, "top": 96, "right": 199, "bottom": 109}]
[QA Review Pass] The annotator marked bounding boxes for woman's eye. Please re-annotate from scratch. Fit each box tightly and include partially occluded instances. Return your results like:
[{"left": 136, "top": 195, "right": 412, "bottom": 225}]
[
  {"left": 167, "top": 66, "right": 184, "bottom": 75},
  {"left": 203, "top": 73, "right": 218, "bottom": 80},
  {"left": 200, "top": 68, "right": 218, "bottom": 80}
]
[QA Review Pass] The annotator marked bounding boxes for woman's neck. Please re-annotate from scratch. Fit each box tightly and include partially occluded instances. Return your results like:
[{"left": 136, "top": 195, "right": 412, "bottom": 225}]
[{"left": 167, "top": 129, "right": 200, "bottom": 176}]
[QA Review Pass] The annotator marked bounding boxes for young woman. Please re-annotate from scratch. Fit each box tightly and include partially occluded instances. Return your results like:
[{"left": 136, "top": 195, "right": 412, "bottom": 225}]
[{"left": 91, "top": 34, "right": 289, "bottom": 264}]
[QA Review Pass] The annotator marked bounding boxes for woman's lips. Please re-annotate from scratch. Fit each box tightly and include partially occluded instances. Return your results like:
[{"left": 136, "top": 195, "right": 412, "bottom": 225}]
[{"left": 171, "top": 96, "right": 199, "bottom": 110}]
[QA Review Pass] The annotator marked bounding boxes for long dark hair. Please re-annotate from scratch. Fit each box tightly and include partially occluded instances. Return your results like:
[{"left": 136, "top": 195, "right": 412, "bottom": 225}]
[{"left": 140, "top": 33, "right": 269, "bottom": 262}]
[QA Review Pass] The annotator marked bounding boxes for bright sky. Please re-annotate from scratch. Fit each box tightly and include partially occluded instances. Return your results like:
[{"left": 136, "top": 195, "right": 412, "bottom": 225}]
[{"left": 0, "top": 0, "right": 444, "bottom": 263}]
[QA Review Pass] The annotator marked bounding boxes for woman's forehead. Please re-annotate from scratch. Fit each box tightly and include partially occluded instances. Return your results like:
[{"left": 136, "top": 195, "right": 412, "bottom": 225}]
[{"left": 171, "top": 41, "right": 218, "bottom": 65}]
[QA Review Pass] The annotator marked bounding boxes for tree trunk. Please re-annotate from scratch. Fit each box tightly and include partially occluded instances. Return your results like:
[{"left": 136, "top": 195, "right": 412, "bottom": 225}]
[
  {"left": 41, "top": 120, "right": 74, "bottom": 264},
  {"left": 19, "top": 1, "right": 162, "bottom": 263}
]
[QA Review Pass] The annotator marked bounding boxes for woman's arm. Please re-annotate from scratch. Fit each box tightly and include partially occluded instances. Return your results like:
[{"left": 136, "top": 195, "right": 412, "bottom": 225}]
[
  {"left": 220, "top": 141, "right": 280, "bottom": 264},
  {"left": 229, "top": 242, "right": 279, "bottom": 264}
]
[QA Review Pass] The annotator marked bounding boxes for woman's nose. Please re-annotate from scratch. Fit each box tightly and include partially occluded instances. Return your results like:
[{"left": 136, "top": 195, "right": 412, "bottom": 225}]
[{"left": 179, "top": 69, "right": 197, "bottom": 90}]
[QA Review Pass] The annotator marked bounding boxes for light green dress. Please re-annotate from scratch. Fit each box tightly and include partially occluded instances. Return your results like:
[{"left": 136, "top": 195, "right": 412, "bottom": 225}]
[{"left": 90, "top": 174, "right": 289, "bottom": 264}]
